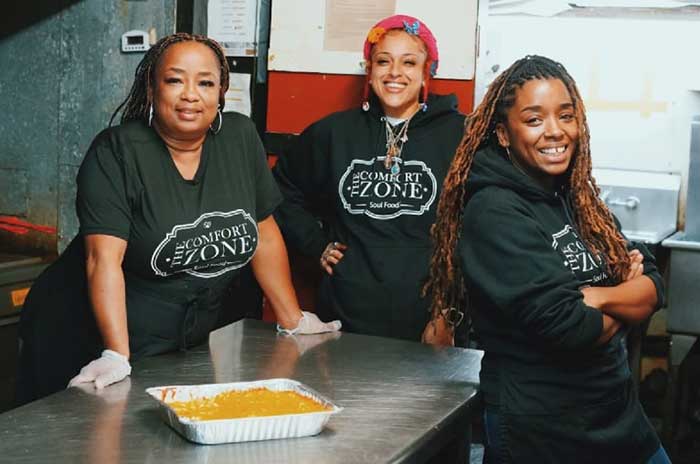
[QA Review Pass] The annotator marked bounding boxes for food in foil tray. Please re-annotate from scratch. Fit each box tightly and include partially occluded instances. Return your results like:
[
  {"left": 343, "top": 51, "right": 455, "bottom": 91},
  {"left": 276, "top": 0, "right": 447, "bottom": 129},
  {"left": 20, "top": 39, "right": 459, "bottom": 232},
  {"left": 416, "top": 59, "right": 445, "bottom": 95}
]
[
  {"left": 146, "top": 378, "right": 342, "bottom": 444},
  {"left": 165, "top": 387, "right": 333, "bottom": 420}
]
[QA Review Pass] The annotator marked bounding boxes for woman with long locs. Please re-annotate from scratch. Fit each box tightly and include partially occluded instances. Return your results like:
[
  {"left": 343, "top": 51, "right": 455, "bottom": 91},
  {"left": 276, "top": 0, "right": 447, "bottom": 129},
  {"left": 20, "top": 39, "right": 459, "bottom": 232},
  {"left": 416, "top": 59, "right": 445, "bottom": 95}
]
[{"left": 425, "top": 55, "right": 670, "bottom": 463}]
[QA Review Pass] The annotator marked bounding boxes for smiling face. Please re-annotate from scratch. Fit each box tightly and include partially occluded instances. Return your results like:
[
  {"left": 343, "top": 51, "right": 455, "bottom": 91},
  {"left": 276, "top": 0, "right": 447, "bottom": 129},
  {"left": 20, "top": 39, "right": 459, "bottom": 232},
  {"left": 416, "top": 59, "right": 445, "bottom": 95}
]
[
  {"left": 152, "top": 41, "right": 222, "bottom": 140},
  {"left": 369, "top": 30, "right": 427, "bottom": 119},
  {"left": 496, "top": 78, "right": 579, "bottom": 188}
]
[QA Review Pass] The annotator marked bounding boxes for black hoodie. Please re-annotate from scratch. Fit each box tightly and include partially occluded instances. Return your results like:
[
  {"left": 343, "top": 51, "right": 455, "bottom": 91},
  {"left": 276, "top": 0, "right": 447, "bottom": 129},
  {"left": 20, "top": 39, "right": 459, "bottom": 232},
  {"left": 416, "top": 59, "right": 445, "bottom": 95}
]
[
  {"left": 459, "top": 144, "right": 663, "bottom": 462},
  {"left": 273, "top": 94, "right": 466, "bottom": 341}
]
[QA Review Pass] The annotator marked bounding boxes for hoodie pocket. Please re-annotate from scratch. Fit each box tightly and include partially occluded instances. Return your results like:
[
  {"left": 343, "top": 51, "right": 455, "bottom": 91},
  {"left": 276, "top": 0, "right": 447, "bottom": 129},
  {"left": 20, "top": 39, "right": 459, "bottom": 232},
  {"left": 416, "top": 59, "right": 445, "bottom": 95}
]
[{"left": 318, "top": 274, "right": 428, "bottom": 341}]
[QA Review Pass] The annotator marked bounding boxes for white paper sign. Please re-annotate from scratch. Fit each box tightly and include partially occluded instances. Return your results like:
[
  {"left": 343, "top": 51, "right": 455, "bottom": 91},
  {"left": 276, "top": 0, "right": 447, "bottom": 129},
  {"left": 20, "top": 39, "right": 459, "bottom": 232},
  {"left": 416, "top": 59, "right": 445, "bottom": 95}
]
[
  {"left": 223, "top": 72, "right": 252, "bottom": 116},
  {"left": 269, "top": 0, "right": 478, "bottom": 79},
  {"left": 208, "top": 0, "right": 259, "bottom": 56}
]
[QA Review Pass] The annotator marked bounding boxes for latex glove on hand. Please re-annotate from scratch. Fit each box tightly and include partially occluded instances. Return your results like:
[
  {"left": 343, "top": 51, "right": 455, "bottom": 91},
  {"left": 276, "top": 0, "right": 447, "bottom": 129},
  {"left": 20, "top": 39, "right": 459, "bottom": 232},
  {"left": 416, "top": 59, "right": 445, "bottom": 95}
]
[
  {"left": 68, "top": 350, "right": 132, "bottom": 390},
  {"left": 277, "top": 311, "right": 342, "bottom": 335}
]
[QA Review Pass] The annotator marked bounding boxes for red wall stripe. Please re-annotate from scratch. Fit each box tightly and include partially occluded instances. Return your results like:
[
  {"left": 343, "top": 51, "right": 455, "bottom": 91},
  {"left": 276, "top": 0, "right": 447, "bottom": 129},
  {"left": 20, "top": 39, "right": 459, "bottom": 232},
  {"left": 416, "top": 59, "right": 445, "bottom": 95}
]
[
  {"left": 0, "top": 216, "right": 57, "bottom": 235},
  {"left": 266, "top": 71, "right": 475, "bottom": 135}
]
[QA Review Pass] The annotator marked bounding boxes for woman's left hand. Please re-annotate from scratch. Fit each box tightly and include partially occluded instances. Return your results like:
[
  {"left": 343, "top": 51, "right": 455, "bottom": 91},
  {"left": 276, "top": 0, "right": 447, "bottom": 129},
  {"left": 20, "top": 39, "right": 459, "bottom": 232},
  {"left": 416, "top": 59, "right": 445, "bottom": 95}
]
[
  {"left": 320, "top": 241, "right": 348, "bottom": 275},
  {"left": 277, "top": 311, "right": 342, "bottom": 335}
]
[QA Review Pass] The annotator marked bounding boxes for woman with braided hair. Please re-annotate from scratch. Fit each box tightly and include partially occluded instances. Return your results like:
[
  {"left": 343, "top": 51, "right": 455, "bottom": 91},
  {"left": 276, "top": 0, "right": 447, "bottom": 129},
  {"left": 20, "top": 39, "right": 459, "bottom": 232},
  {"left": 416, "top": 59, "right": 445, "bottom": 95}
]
[
  {"left": 425, "top": 55, "right": 670, "bottom": 463},
  {"left": 17, "top": 33, "right": 339, "bottom": 404}
]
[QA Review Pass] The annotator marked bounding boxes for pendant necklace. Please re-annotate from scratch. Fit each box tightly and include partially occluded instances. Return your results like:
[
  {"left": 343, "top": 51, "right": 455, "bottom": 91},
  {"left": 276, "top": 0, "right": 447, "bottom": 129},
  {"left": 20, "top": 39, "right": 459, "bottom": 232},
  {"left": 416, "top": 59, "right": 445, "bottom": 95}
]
[{"left": 383, "top": 113, "right": 414, "bottom": 175}]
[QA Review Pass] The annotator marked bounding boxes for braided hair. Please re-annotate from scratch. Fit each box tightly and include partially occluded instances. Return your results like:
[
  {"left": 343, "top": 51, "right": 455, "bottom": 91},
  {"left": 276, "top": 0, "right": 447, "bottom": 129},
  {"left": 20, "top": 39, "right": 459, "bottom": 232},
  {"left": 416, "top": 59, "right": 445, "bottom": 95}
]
[
  {"left": 424, "top": 55, "right": 631, "bottom": 323},
  {"left": 109, "top": 33, "right": 230, "bottom": 126}
]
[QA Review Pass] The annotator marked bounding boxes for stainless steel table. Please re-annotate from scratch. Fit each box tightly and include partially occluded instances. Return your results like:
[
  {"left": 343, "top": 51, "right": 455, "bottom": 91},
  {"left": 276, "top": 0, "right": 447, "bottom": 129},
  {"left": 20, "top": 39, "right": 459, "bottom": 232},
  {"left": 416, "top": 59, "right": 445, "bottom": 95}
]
[{"left": 0, "top": 319, "right": 482, "bottom": 463}]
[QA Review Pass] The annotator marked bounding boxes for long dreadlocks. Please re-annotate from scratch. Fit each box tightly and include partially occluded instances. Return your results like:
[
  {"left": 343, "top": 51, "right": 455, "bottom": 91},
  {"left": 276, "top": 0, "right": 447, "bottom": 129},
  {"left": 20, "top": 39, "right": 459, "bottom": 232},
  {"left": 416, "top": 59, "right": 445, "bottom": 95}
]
[
  {"left": 424, "top": 55, "right": 631, "bottom": 323},
  {"left": 109, "top": 33, "right": 230, "bottom": 126}
]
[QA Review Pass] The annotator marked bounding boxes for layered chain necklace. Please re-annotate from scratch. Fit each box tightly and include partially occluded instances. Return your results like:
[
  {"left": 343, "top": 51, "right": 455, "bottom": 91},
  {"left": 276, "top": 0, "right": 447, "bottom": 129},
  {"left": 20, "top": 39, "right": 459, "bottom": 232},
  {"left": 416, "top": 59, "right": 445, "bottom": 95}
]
[{"left": 383, "top": 114, "right": 415, "bottom": 175}]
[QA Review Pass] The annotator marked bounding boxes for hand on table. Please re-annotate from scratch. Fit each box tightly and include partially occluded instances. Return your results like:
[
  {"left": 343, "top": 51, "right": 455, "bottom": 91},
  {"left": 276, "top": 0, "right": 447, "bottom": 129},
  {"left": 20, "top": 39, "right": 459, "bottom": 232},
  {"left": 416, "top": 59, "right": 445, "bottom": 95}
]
[
  {"left": 68, "top": 350, "right": 132, "bottom": 390},
  {"left": 320, "top": 241, "right": 347, "bottom": 275},
  {"left": 277, "top": 311, "right": 341, "bottom": 335},
  {"left": 421, "top": 308, "right": 463, "bottom": 347},
  {"left": 421, "top": 318, "right": 455, "bottom": 347}
]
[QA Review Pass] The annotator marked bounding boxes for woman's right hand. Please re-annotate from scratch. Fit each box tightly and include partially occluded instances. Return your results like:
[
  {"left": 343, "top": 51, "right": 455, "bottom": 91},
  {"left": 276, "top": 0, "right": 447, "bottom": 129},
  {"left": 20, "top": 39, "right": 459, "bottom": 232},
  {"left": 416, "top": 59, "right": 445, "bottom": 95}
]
[
  {"left": 320, "top": 241, "right": 348, "bottom": 275},
  {"left": 625, "top": 249, "right": 644, "bottom": 281},
  {"left": 581, "top": 249, "right": 646, "bottom": 308},
  {"left": 68, "top": 350, "right": 132, "bottom": 389}
]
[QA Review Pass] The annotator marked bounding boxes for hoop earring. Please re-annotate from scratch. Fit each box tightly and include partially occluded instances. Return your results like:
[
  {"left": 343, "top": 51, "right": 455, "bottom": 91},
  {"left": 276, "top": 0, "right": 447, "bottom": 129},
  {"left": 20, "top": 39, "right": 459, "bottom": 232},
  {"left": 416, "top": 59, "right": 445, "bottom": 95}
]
[
  {"left": 362, "top": 101, "right": 370, "bottom": 112},
  {"left": 148, "top": 105, "right": 154, "bottom": 127},
  {"left": 210, "top": 108, "right": 222, "bottom": 134}
]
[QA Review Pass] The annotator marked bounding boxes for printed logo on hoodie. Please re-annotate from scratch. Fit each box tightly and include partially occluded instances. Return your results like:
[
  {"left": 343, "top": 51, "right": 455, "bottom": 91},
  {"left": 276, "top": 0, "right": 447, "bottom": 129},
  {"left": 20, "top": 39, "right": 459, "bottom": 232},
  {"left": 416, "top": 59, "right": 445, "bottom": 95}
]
[
  {"left": 551, "top": 225, "right": 609, "bottom": 284},
  {"left": 150, "top": 210, "right": 258, "bottom": 278},
  {"left": 338, "top": 157, "right": 437, "bottom": 220}
]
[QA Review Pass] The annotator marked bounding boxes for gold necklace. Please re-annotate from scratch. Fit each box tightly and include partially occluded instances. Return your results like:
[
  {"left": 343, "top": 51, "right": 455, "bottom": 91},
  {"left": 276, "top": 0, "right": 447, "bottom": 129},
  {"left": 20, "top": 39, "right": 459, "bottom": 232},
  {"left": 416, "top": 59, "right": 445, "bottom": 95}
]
[{"left": 383, "top": 115, "right": 413, "bottom": 174}]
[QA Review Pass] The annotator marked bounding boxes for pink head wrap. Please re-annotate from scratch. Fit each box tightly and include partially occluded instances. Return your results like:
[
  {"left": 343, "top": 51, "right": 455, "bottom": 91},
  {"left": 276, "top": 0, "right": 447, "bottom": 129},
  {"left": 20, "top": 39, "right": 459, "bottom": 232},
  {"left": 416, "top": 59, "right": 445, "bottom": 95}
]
[
  {"left": 363, "top": 15, "right": 439, "bottom": 75},
  {"left": 362, "top": 15, "right": 439, "bottom": 109}
]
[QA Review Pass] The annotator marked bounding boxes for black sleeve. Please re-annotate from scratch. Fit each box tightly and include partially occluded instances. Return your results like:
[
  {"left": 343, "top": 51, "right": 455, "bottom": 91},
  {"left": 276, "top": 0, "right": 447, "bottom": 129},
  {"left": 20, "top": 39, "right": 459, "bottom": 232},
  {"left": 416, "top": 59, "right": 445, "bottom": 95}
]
[
  {"left": 614, "top": 215, "right": 666, "bottom": 311},
  {"left": 627, "top": 240, "right": 665, "bottom": 311},
  {"left": 76, "top": 131, "right": 131, "bottom": 240},
  {"left": 244, "top": 120, "right": 282, "bottom": 221},
  {"left": 460, "top": 192, "right": 604, "bottom": 350},
  {"left": 272, "top": 121, "right": 332, "bottom": 259}
]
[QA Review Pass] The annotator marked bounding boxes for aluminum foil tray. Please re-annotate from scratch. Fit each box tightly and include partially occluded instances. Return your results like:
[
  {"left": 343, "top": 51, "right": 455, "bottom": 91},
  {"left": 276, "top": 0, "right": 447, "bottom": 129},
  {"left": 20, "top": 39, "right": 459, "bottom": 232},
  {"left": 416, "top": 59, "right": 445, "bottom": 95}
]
[{"left": 146, "top": 378, "right": 342, "bottom": 445}]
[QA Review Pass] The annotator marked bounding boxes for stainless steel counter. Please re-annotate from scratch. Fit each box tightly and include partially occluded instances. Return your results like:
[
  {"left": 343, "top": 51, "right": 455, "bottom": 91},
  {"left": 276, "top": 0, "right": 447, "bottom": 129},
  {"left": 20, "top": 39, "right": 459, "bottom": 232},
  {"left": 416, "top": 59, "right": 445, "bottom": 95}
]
[{"left": 0, "top": 319, "right": 482, "bottom": 463}]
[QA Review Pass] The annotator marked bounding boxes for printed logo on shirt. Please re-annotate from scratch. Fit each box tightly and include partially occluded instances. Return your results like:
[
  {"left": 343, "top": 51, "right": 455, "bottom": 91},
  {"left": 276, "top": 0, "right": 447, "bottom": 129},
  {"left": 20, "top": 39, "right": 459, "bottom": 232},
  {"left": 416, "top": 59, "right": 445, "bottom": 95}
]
[
  {"left": 151, "top": 210, "right": 258, "bottom": 278},
  {"left": 337, "top": 157, "right": 437, "bottom": 220},
  {"left": 551, "top": 225, "right": 608, "bottom": 284}
]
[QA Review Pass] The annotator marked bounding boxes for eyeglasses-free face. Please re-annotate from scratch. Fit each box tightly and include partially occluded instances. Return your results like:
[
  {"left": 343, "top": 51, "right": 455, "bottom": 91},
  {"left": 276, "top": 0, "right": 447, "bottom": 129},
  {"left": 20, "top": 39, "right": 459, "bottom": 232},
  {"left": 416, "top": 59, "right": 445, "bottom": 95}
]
[
  {"left": 496, "top": 78, "right": 579, "bottom": 189},
  {"left": 152, "top": 41, "right": 222, "bottom": 140},
  {"left": 369, "top": 30, "right": 428, "bottom": 119}
]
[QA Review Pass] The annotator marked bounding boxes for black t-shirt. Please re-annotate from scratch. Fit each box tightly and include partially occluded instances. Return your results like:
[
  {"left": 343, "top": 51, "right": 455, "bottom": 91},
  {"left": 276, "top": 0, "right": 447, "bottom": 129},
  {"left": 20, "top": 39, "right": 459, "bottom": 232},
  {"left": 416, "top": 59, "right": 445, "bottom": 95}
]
[
  {"left": 77, "top": 112, "right": 282, "bottom": 298},
  {"left": 17, "top": 113, "right": 281, "bottom": 401}
]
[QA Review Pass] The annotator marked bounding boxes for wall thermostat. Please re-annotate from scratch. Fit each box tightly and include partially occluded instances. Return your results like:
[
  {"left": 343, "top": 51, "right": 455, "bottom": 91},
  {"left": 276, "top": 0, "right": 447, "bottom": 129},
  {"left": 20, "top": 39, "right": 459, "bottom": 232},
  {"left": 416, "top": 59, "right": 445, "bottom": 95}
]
[{"left": 121, "top": 30, "right": 150, "bottom": 53}]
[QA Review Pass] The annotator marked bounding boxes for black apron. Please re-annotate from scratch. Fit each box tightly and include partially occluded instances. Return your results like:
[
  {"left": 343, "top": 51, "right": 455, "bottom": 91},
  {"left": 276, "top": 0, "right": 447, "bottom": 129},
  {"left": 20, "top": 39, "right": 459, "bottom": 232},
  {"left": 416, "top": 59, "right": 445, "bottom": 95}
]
[{"left": 16, "top": 237, "right": 236, "bottom": 406}]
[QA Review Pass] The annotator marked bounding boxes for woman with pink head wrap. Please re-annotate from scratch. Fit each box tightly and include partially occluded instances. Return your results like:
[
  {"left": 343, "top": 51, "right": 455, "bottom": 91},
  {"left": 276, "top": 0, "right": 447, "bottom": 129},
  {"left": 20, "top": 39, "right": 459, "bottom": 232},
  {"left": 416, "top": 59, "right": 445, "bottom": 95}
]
[{"left": 273, "top": 15, "right": 466, "bottom": 345}]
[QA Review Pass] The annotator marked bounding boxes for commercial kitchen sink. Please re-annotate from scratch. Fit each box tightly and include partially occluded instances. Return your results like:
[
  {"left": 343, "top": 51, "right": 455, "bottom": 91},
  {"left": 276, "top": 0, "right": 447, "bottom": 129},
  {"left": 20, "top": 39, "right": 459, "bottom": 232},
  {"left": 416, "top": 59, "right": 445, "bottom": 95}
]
[
  {"left": 662, "top": 231, "right": 700, "bottom": 251},
  {"left": 662, "top": 232, "right": 700, "bottom": 335},
  {"left": 625, "top": 228, "right": 680, "bottom": 246}
]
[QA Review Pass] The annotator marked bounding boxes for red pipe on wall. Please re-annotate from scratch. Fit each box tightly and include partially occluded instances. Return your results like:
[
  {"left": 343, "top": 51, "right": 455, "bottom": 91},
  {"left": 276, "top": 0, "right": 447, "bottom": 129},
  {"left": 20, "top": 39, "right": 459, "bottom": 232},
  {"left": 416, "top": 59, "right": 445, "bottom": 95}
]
[{"left": 0, "top": 216, "right": 56, "bottom": 235}]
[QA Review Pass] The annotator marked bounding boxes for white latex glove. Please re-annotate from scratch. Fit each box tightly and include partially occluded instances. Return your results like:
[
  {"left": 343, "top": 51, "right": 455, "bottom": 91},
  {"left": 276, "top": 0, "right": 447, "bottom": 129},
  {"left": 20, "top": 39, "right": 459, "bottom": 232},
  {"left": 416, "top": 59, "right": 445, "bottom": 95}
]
[
  {"left": 277, "top": 311, "right": 342, "bottom": 335},
  {"left": 68, "top": 350, "right": 132, "bottom": 390}
]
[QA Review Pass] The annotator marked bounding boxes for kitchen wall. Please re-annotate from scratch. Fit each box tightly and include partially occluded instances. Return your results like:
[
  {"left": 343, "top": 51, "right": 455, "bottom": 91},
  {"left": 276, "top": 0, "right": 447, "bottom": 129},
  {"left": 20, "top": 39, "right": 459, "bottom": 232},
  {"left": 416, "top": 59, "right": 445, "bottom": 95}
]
[
  {"left": 0, "top": 0, "right": 176, "bottom": 255},
  {"left": 476, "top": 12, "right": 700, "bottom": 226}
]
